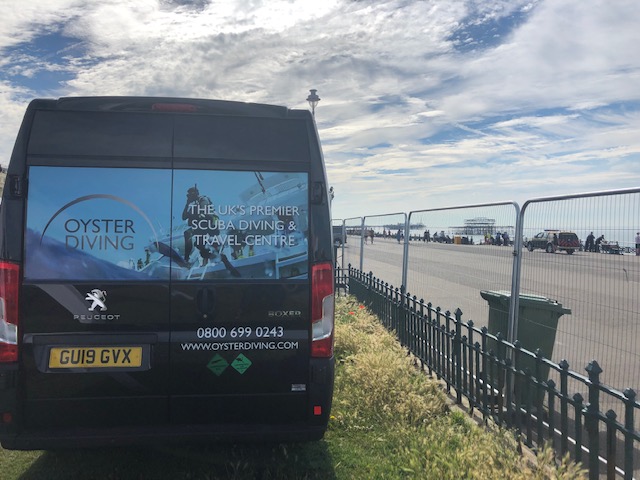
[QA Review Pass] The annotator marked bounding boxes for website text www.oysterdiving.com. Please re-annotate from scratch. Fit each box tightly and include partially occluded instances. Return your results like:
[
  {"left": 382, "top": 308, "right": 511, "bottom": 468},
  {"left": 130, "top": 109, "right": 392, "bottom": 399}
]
[{"left": 181, "top": 341, "right": 299, "bottom": 351}]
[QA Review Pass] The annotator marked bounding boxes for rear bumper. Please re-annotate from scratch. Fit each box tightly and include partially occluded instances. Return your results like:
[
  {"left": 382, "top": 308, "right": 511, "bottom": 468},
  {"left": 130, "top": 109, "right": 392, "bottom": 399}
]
[
  {"left": 0, "top": 357, "right": 335, "bottom": 450},
  {"left": 0, "top": 422, "right": 327, "bottom": 450}
]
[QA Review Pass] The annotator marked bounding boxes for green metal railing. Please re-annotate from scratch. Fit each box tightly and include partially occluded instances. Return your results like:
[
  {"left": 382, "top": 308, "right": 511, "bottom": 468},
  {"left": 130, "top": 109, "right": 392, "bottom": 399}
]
[{"left": 339, "top": 265, "right": 640, "bottom": 480}]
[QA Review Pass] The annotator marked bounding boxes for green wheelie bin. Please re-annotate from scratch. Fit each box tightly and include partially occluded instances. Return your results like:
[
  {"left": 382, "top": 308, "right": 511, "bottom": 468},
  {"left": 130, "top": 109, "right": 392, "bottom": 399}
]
[{"left": 480, "top": 290, "right": 571, "bottom": 406}]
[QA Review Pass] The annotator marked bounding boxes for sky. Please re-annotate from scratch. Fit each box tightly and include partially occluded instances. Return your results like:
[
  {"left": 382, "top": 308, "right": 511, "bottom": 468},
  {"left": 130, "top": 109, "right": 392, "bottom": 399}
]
[{"left": 1, "top": 0, "right": 639, "bottom": 220}]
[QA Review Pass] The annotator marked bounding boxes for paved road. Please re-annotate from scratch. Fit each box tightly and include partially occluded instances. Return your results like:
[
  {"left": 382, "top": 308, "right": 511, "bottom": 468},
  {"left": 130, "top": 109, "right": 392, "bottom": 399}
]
[{"left": 340, "top": 236, "right": 640, "bottom": 394}]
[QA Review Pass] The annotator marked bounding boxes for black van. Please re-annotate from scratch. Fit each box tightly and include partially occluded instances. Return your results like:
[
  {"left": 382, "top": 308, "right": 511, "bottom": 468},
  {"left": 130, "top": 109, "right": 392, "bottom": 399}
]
[{"left": 0, "top": 97, "right": 335, "bottom": 449}]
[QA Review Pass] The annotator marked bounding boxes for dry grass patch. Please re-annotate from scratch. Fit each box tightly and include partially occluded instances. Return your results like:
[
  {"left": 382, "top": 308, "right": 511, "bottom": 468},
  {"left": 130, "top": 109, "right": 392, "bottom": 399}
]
[
  {"left": 330, "top": 295, "right": 586, "bottom": 479},
  {"left": 333, "top": 298, "right": 448, "bottom": 428}
]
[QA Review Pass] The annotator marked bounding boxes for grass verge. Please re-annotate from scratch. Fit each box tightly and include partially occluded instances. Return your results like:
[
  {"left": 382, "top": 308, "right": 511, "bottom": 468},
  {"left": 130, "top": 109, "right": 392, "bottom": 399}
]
[{"left": 0, "top": 295, "right": 586, "bottom": 479}]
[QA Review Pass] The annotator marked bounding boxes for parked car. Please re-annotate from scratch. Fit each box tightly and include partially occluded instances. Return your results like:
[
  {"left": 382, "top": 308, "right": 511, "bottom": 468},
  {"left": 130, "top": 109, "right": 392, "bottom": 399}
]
[{"left": 526, "top": 230, "right": 580, "bottom": 254}]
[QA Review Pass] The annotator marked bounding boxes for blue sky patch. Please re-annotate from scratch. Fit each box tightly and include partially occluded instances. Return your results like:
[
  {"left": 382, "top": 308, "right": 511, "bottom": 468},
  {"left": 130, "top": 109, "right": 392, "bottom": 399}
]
[
  {"left": 1, "top": 29, "right": 84, "bottom": 92},
  {"left": 449, "top": 8, "right": 533, "bottom": 53}
]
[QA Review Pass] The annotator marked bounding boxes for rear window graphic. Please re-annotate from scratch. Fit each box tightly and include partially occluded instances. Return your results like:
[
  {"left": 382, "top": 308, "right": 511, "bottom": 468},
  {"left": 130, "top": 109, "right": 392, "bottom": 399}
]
[
  {"left": 171, "top": 170, "right": 309, "bottom": 280},
  {"left": 25, "top": 167, "right": 172, "bottom": 281},
  {"left": 25, "top": 167, "right": 309, "bottom": 281}
]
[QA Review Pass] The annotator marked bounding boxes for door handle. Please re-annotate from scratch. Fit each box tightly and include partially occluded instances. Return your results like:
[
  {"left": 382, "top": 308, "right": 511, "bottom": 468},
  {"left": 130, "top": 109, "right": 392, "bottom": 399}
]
[{"left": 196, "top": 287, "right": 216, "bottom": 319}]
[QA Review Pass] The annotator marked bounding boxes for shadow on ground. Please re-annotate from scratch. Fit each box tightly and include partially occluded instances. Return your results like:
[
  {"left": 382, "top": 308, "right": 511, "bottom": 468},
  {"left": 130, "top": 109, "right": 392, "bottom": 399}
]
[{"left": 18, "top": 440, "right": 336, "bottom": 480}]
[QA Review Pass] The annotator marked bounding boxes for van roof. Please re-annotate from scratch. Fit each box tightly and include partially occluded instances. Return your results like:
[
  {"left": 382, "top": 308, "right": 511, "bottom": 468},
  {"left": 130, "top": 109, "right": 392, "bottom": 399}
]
[
  {"left": 29, "top": 96, "right": 310, "bottom": 120},
  {"left": 22, "top": 97, "right": 318, "bottom": 163}
]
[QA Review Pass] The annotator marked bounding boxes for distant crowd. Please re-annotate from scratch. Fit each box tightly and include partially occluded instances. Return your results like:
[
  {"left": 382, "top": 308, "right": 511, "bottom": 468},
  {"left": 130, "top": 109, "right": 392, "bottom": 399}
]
[{"left": 353, "top": 228, "right": 640, "bottom": 255}]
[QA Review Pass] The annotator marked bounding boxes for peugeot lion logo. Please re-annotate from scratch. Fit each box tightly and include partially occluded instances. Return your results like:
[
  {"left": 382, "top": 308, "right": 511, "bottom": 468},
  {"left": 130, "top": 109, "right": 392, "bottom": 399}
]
[
  {"left": 74, "top": 289, "right": 120, "bottom": 323},
  {"left": 85, "top": 289, "right": 108, "bottom": 312}
]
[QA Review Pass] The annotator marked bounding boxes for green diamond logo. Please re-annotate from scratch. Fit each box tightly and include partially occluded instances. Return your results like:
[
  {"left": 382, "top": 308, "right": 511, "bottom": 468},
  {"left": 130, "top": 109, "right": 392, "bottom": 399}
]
[
  {"left": 207, "top": 354, "right": 229, "bottom": 376},
  {"left": 231, "top": 354, "right": 252, "bottom": 374}
]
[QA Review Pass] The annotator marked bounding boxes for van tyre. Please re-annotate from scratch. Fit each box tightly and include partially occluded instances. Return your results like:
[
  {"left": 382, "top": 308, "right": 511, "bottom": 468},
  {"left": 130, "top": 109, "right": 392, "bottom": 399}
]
[{"left": 546, "top": 244, "right": 555, "bottom": 254}]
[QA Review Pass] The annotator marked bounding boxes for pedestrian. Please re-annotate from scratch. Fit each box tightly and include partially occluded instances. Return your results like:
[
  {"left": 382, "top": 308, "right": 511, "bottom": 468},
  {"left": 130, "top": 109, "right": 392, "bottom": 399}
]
[
  {"left": 502, "top": 231, "right": 510, "bottom": 246},
  {"left": 595, "top": 234, "right": 604, "bottom": 253},
  {"left": 369, "top": 229, "right": 374, "bottom": 244},
  {"left": 396, "top": 229, "right": 402, "bottom": 243},
  {"left": 635, "top": 232, "right": 640, "bottom": 256},
  {"left": 585, "top": 232, "right": 595, "bottom": 252}
]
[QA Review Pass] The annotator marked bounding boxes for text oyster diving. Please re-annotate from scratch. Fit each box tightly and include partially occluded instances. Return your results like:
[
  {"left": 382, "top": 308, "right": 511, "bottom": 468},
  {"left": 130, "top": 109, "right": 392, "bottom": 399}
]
[{"left": 61, "top": 204, "right": 302, "bottom": 252}]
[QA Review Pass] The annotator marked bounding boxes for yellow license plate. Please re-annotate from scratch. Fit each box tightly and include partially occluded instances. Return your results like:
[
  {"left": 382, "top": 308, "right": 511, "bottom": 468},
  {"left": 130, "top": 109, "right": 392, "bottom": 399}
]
[{"left": 48, "top": 347, "right": 143, "bottom": 369}]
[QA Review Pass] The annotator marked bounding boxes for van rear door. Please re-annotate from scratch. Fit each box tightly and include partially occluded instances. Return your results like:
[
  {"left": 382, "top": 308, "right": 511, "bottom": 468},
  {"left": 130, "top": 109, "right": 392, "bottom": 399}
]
[
  {"left": 19, "top": 108, "right": 174, "bottom": 434},
  {"left": 167, "top": 114, "right": 315, "bottom": 429}
]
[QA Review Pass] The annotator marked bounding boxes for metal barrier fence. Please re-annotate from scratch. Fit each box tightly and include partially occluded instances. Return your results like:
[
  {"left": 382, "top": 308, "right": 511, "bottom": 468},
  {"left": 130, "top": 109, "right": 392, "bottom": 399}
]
[
  {"left": 340, "top": 216, "right": 362, "bottom": 277},
  {"left": 337, "top": 214, "right": 408, "bottom": 289},
  {"left": 407, "top": 202, "right": 519, "bottom": 338},
  {"left": 518, "top": 191, "right": 640, "bottom": 401},
  {"left": 333, "top": 188, "right": 640, "bottom": 478},
  {"left": 342, "top": 266, "right": 639, "bottom": 480},
  {"left": 334, "top": 189, "right": 640, "bottom": 403}
]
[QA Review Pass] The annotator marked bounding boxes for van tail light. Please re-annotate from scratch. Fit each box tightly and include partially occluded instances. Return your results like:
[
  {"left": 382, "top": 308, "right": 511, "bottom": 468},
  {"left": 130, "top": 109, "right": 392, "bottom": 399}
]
[
  {"left": 311, "top": 262, "right": 334, "bottom": 358},
  {"left": 0, "top": 261, "right": 20, "bottom": 363}
]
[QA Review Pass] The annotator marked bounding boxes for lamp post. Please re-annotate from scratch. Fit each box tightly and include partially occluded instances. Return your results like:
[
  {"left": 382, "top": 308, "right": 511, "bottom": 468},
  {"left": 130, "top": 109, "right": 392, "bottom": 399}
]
[{"left": 306, "top": 89, "right": 320, "bottom": 117}]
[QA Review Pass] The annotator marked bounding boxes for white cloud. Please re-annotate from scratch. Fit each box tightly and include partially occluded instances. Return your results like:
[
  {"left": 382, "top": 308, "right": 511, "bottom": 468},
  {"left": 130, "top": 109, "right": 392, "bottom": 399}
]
[
  {"left": 0, "top": 0, "right": 82, "bottom": 48},
  {"left": 437, "top": 0, "right": 640, "bottom": 118}
]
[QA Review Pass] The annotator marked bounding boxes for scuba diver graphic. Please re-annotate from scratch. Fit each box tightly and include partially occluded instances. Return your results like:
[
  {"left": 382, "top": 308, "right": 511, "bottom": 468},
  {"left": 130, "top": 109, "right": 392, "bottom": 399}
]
[{"left": 182, "top": 185, "right": 219, "bottom": 266}]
